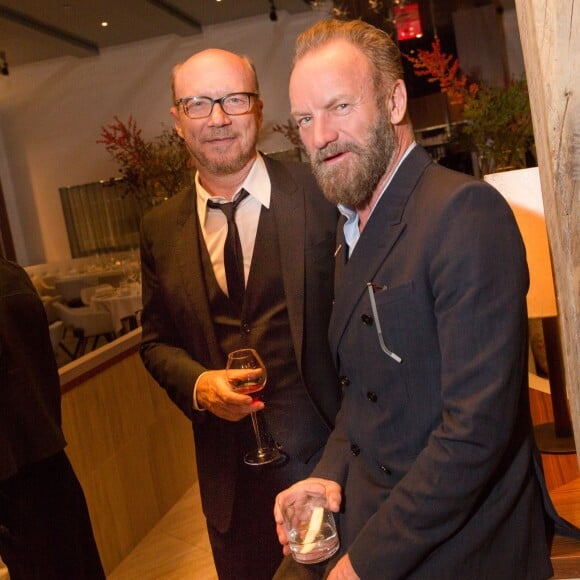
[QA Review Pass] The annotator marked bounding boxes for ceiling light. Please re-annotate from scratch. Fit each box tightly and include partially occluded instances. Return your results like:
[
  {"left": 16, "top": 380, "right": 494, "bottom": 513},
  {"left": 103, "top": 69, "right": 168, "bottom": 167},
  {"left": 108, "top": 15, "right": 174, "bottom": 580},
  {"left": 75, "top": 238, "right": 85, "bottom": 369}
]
[{"left": 101, "top": 21, "right": 109, "bottom": 27}]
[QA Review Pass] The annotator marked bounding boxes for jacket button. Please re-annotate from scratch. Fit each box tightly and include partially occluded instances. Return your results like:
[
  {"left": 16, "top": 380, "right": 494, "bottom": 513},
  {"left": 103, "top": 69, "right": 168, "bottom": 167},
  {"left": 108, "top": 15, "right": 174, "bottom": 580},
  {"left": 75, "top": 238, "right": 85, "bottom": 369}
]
[
  {"left": 350, "top": 444, "right": 361, "bottom": 456},
  {"left": 361, "top": 314, "right": 373, "bottom": 325},
  {"left": 241, "top": 323, "right": 251, "bottom": 335},
  {"left": 367, "top": 391, "right": 378, "bottom": 403},
  {"left": 379, "top": 464, "right": 391, "bottom": 475},
  {"left": 339, "top": 376, "right": 350, "bottom": 388}
]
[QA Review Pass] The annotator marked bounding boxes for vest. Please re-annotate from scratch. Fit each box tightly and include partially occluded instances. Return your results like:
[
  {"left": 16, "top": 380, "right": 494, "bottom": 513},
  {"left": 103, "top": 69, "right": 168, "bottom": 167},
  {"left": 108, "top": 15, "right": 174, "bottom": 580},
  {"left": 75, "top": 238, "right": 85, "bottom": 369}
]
[{"left": 198, "top": 204, "right": 329, "bottom": 461}]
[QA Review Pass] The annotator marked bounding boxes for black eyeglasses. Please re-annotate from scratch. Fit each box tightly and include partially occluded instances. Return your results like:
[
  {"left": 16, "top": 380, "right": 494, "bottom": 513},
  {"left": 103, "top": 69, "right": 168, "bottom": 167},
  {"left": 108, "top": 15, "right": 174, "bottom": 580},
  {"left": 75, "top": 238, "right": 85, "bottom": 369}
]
[{"left": 174, "top": 92, "right": 259, "bottom": 119}]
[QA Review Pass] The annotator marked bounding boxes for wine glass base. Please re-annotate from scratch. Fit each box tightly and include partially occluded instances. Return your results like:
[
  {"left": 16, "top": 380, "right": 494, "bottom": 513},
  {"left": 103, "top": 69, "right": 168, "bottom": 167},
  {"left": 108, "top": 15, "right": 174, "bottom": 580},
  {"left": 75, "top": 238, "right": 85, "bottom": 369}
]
[{"left": 244, "top": 447, "right": 285, "bottom": 466}]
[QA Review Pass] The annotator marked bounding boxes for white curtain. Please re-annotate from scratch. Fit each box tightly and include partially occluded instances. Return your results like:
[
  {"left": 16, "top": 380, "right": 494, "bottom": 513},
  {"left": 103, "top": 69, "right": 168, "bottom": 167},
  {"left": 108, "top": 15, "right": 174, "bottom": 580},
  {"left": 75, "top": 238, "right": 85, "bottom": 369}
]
[{"left": 59, "top": 179, "right": 142, "bottom": 257}]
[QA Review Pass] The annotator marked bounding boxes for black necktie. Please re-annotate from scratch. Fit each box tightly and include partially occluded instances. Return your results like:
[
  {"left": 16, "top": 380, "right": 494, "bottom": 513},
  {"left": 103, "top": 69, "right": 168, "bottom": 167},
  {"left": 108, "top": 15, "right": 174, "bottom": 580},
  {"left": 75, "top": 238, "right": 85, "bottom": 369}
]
[{"left": 207, "top": 189, "right": 249, "bottom": 308}]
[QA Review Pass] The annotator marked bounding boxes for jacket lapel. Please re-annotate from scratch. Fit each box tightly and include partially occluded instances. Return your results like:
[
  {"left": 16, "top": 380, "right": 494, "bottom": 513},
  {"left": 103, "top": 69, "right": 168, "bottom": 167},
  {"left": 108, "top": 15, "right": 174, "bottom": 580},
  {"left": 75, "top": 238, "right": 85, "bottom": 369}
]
[
  {"left": 174, "top": 187, "right": 223, "bottom": 363},
  {"left": 265, "top": 156, "right": 306, "bottom": 371},
  {"left": 329, "top": 146, "right": 432, "bottom": 354}
]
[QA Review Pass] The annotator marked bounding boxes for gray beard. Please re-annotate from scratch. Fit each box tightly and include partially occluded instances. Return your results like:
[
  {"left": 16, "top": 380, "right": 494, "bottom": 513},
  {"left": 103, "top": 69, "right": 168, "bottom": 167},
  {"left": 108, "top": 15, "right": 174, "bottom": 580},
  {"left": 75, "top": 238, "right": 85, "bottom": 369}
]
[
  {"left": 310, "top": 113, "right": 396, "bottom": 208},
  {"left": 191, "top": 147, "right": 255, "bottom": 176},
  {"left": 188, "top": 128, "right": 257, "bottom": 175}
]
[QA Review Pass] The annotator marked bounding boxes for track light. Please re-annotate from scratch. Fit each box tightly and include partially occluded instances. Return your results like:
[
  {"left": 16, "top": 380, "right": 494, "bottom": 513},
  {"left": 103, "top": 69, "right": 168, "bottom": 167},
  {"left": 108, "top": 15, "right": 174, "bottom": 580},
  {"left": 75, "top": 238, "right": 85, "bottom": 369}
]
[
  {"left": 269, "top": 0, "right": 277, "bottom": 21},
  {"left": 0, "top": 51, "right": 8, "bottom": 76}
]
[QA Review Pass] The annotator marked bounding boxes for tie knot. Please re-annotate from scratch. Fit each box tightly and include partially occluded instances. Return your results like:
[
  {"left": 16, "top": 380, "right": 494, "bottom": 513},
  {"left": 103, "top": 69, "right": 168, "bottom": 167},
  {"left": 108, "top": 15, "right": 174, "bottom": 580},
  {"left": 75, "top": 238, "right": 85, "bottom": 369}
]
[{"left": 207, "top": 189, "right": 249, "bottom": 221}]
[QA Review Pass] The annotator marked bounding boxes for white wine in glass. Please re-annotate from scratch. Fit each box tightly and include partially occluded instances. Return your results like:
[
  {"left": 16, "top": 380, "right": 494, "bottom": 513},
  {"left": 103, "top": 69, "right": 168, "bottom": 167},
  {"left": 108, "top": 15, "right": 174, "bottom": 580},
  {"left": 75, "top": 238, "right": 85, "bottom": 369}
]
[{"left": 226, "top": 348, "right": 283, "bottom": 466}]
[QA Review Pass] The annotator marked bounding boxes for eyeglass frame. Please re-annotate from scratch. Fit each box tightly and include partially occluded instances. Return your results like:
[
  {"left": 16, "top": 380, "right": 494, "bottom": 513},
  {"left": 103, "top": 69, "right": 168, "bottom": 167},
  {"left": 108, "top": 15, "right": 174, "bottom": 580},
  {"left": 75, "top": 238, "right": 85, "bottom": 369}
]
[{"left": 174, "top": 92, "right": 260, "bottom": 119}]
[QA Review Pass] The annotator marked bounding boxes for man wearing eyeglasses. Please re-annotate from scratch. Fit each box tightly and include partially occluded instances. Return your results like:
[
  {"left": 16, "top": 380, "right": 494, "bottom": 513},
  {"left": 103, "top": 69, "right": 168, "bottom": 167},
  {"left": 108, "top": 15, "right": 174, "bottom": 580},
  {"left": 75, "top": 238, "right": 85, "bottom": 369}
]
[
  {"left": 273, "top": 19, "right": 577, "bottom": 580},
  {"left": 139, "top": 48, "right": 340, "bottom": 579}
]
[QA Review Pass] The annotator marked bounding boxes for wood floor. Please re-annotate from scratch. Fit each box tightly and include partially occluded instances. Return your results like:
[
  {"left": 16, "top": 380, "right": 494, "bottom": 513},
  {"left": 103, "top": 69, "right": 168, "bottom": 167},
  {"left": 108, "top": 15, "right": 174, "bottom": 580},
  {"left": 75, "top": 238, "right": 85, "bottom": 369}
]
[
  {"left": 529, "top": 387, "right": 580, "bottom": 491},
  {"left": 108, "top": 480, "right": 217, "bottom": 579}
]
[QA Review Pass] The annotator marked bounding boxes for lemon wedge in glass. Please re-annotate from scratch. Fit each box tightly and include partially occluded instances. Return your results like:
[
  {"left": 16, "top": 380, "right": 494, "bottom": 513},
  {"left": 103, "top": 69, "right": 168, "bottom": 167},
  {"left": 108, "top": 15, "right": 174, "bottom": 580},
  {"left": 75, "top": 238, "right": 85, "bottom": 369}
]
[{"left": 300, "top": 505, "right": 324, "bottom": 554}]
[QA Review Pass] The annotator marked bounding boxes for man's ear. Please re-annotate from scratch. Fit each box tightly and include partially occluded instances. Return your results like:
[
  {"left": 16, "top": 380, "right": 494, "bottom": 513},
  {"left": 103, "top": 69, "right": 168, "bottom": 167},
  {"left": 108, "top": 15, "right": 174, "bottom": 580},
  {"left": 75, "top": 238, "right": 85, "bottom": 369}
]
[
  {"left": 170, "top": 106, "right": 184, "bottom": 139},
  {"left": 256, "top": 98, "right": 264, "bottom": 128},
  {"left": 388, "top": 79, "right": 407, "bottom": 125}
]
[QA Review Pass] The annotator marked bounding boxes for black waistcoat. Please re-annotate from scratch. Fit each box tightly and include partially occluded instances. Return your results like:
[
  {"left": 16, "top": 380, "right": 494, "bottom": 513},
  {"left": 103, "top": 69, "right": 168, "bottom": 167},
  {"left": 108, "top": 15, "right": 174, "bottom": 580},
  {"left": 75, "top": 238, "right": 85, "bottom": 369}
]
[{"left": 199, "top": 204, "right": 329, "bottom": 461}]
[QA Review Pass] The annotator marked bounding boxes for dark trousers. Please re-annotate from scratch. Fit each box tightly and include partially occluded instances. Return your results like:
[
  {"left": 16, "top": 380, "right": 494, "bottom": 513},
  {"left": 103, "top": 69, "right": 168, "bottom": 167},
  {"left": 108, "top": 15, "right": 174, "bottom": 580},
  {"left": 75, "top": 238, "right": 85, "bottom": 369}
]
[
  {"left": 0, "top": 451, "right": 105, "bottom": 580},
  {"left": 207, "top": 449, "right": 323, "bottom": 580},
  {"left": 274, "top": 555, "right": 329, "bottom": 580}
]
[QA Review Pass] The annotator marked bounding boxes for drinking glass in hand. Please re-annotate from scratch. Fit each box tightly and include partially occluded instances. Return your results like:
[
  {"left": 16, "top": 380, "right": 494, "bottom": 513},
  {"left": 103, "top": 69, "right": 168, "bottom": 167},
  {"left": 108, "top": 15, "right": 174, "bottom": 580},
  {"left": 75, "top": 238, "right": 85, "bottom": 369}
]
[
  {"left": 282, "top": 483, "right": 339, "bottom": 564},
  {"left": 226, "top": 348, "right": 282, "bottom": 466}
]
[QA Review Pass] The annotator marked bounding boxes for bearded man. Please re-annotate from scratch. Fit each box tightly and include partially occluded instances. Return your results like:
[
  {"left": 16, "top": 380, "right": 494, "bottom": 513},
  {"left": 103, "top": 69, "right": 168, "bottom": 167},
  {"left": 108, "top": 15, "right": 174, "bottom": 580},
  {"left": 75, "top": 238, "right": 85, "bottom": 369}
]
[{"left": 274, "top": 19, "right": 577, "bottom": 580}]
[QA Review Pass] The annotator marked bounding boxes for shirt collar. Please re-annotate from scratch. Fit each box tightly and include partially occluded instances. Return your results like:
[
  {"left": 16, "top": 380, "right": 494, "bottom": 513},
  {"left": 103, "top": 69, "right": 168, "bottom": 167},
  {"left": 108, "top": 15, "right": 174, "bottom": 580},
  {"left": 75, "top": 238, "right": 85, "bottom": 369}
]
[
  {"left": 338, "top": 142, "right": 416, "bottom": 255},
  {"left": 196, "top": 152, "right": 271, "bottom": 218},
  {"left": 337, "top": 142, "right": 416, "bottom": 221}
]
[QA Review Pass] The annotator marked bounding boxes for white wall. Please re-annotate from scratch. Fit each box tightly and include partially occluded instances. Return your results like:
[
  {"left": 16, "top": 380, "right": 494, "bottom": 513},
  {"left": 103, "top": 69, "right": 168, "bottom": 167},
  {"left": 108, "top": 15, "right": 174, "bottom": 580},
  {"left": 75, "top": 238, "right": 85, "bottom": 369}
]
[{"left": 0, "top": 10, "right": 321, "bottom": 265}]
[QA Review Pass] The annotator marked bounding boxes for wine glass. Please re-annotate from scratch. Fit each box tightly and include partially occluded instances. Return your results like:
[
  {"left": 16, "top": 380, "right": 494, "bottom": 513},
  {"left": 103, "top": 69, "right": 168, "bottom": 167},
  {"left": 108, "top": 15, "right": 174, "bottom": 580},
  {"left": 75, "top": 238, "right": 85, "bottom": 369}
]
[{"left": 226, "top": 348, "right": 282, "bottom": 466}]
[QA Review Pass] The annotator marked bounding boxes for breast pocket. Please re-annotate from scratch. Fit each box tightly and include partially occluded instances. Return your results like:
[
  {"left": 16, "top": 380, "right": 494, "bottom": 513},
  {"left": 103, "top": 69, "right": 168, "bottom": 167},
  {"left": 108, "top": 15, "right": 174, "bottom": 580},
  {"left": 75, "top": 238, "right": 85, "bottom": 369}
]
[{"left": 366, "top": 280, "right": 414, "bottom": 363}]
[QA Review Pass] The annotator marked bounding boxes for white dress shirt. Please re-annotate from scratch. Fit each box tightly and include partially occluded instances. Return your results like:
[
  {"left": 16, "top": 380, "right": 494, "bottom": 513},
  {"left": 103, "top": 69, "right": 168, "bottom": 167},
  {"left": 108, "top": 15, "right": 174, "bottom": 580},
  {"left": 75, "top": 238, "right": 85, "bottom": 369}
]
[
  {"left": 192, "top": 153, "right": 271, "bottom": 411},
  {"left": 195, "top": 153, "right": 271, "bottom": 297}
]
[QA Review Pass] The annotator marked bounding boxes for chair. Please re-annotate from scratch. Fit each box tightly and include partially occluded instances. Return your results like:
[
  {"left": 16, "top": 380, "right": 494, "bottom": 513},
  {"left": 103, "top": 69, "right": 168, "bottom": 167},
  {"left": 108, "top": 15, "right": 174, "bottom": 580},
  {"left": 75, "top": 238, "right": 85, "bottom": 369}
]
[
  {"left": 80, "top": 284, "right": 114, "bottom": 305},
  {"left": 53, "top": 302, "right": 117, "bottom": 359},
  {"left": 42, "top": 294, "right": 64, "bottom": 323},
  {"left": 54, "top": 275, "right": 99, "bottom": 305},
  {"left": 48, "top": 320, "right": 64, "bottom": 352},
  {"left": 120, "top": 314, "right": 139, "bottom": 334}
]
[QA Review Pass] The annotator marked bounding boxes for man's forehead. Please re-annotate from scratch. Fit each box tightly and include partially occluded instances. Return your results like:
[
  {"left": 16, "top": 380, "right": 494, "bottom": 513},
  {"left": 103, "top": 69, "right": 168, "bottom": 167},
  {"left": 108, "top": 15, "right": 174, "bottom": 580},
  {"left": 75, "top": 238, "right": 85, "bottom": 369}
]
[
  {"left": 175, "top": 59, "right": 252, "bottom": 96},
  {"left": 293, "top": 42, "right": 369, "bottom": 85},
  {"left": 291, "top": 43, "right": 370, "bottom": 93}
]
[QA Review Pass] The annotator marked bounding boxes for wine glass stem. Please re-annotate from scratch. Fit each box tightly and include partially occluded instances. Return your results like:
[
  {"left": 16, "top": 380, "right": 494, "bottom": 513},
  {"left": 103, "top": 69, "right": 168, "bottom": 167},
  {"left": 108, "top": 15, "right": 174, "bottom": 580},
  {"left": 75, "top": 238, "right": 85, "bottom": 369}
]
[{"left": 250, "top": 411, "right": 266, "bottom": 452}]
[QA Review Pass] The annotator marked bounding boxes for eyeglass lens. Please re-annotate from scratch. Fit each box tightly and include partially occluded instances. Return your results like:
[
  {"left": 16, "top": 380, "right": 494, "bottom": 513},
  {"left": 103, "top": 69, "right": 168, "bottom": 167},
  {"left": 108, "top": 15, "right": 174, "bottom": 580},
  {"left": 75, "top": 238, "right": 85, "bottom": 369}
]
[{"left": 183, "top": 93, "right": 253, "bottom": 118}]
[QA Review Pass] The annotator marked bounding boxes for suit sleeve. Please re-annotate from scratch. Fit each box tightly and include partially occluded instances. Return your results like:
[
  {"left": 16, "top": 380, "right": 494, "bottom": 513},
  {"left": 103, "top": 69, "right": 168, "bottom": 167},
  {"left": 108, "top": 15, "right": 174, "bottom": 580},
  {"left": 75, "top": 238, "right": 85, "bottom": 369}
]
[{"left": 139, "top": 216, "right": 207, "bottom": 422}]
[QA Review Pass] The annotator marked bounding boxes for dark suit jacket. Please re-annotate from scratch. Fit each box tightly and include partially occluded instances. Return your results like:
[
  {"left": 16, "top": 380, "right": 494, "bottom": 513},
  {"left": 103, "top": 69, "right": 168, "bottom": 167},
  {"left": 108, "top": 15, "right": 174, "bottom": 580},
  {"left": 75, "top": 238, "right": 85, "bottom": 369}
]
[
  {"left": 0, "top": 259, "right": 66, "bottom": 481},
  {"left": 140, "top": 155, "right": 340, "bottom": 532},
  {"left": 312, "top": 146, "right": 554, "bottom": 579}
]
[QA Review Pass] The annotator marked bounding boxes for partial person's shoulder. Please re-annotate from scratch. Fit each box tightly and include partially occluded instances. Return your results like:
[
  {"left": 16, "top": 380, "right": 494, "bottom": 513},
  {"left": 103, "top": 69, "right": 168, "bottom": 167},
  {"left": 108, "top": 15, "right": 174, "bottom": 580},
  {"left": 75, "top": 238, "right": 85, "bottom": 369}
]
[
  {"left": 417, "top": 163, "right": 517, "bottom": 235},
  {"left": 263, "top": 154, "right": 337, "bottom": 219},
  {"left": 141, "top": 186, "right": 194, "bottom": 228},
  {"left": 422, "top": 161, "right": 504, "bottom": 201},
  {"left": 0, "top": 259, "right": 36, "bottom": 299},
  {"left": 263, "top": 153, "right": 313, "bottom": 181}
]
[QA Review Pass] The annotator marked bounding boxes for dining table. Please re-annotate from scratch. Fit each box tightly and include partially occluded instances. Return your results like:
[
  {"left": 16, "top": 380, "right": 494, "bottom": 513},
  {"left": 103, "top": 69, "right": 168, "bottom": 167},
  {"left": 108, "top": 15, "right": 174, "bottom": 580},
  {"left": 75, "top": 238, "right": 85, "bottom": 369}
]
[
  {"left": 90, "top": 283, "right": 142, "bottom": 334},
  {"left": 52, "top": 268, "right": 127, "bottom": 304}
]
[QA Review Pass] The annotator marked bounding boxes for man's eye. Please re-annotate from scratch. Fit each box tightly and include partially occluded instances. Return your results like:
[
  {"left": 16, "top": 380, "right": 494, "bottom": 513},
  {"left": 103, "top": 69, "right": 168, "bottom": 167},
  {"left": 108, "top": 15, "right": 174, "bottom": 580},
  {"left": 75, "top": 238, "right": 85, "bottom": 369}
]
[
  {"left": 335, "top": 103, "right": 350, "bottom": 114},
  {"left": 296, "top": 116, "right": 312, "bottom": 127}
]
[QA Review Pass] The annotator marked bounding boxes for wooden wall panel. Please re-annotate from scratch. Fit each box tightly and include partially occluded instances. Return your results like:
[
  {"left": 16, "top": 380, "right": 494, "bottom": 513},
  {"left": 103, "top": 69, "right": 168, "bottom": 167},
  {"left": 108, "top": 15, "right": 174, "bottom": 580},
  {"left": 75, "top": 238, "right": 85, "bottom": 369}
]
[{"left": 60, "top": 351, "right": 196, "bottom": 574}]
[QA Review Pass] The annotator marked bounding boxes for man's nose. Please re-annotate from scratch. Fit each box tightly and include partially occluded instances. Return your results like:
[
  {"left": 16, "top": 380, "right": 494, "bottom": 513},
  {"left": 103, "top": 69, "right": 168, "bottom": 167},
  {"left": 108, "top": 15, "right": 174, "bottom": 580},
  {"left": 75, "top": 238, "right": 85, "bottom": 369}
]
[
  {"left": 311, "top": 118, "right": 338, "bottom": 150},
  {"left": 207, "top": 101, "right": 231, "bottom": 126}
]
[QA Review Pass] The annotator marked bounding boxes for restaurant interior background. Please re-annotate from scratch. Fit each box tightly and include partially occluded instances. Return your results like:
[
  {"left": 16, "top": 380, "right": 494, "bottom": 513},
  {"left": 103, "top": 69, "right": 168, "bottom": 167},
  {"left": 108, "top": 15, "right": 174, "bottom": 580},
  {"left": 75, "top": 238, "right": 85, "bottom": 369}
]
[
  {"left": 0, "top": 0, "right": 524, "bottom": 268},
  {"left": 4, "top": 3, "right": 580, "bottom": 576}
]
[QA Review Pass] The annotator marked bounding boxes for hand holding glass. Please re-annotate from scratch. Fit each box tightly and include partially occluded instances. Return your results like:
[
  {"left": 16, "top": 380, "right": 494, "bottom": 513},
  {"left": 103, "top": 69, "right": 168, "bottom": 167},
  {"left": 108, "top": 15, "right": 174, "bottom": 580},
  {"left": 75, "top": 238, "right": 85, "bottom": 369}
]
[
  {"left": 226, "top": 348, "right": 282, "bottom": 466},
  {"left": 281, "top": 483, "right": 339, "bottom": 564}
]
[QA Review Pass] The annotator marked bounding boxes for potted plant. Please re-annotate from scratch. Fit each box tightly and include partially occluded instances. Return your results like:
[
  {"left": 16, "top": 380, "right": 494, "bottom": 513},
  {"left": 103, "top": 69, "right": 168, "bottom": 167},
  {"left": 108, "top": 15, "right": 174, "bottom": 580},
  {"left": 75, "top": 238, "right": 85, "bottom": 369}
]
[
  {"left": 405, "top": 38, "right": 535, "bottom": 175},
  {"left": 98, "top": 116, "right": 193, "bottom": 212}
]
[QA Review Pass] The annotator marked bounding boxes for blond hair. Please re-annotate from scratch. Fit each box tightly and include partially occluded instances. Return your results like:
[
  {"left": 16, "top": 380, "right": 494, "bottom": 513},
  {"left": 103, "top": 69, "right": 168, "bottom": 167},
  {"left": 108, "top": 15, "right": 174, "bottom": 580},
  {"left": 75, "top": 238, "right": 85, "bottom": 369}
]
[{"left": 293, "top": 19, "right": 403, "bottom": 97}]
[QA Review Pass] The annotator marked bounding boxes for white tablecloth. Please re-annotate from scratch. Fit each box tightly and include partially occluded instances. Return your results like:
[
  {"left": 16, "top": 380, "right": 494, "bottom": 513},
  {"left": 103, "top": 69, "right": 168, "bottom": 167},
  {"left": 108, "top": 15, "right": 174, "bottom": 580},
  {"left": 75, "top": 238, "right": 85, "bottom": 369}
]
[
  {"left": 91, "top": 287, "right": 142, "bottom": 333},
  {"left": 53, "top": 269, "right": 126, "bottom": 303}
]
